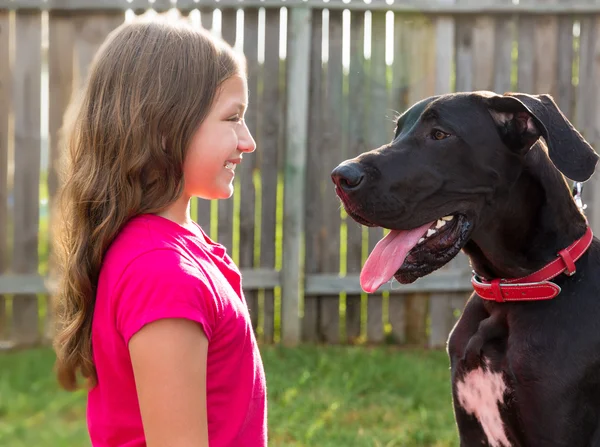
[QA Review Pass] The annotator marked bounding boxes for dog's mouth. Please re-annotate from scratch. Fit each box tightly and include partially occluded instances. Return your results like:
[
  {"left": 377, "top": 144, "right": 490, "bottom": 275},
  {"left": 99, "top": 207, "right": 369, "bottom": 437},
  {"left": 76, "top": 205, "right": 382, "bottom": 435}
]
[{"left": 344, "top": 206, "right": 472, "bottom": 292}]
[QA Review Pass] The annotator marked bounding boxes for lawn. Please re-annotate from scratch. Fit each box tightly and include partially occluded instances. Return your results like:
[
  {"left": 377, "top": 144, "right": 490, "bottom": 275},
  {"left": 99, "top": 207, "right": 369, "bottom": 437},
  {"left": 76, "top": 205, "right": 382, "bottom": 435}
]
[{"left": 0, "top": 345, "right": 458, "bottom": 447}]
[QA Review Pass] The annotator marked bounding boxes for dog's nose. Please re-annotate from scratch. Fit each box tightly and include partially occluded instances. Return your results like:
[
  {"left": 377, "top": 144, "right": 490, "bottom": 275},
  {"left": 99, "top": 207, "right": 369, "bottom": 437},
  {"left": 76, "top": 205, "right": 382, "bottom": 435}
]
[{"left": 331, "top": 162, "right": 365, "bottom": 191}]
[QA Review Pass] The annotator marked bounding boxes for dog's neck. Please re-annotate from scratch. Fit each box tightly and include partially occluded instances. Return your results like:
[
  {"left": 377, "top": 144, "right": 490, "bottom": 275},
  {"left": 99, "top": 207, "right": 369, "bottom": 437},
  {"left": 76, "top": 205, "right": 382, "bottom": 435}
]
[{"left": 463, "top": 147, "right": 589, "bottom": 280}]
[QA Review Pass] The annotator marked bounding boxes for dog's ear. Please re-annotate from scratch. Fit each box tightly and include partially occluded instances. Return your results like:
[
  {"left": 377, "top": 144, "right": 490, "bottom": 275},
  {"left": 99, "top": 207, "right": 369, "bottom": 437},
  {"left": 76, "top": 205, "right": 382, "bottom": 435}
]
[{"left": 486, "top": 93, "right": 598, "bottom": 182}]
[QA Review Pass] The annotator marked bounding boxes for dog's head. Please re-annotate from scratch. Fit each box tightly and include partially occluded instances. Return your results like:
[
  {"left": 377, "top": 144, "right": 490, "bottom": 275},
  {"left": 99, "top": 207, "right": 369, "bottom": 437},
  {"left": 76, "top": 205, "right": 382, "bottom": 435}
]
[{"left": 331, "top": 91, "right": 598, "bottom": 292}]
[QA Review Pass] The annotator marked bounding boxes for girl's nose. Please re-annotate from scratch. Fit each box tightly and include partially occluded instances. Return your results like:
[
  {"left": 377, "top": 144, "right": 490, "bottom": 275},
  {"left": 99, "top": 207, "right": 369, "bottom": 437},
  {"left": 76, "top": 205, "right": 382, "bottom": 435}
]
[{"left": 239, "top": 121, "right": 256, "bottom": 153}]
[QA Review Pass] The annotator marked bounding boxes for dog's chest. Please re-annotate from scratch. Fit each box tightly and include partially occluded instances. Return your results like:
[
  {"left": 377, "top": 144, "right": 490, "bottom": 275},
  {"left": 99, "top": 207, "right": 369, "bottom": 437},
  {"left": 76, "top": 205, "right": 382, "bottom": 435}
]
[{"left": 456, "top": 358, "right": 511, "bottom": 447}]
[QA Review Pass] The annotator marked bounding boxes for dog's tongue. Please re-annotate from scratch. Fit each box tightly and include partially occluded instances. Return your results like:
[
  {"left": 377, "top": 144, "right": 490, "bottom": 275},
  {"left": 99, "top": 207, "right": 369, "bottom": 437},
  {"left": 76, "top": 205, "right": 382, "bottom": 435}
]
[{"left": 360, "top": 221, "right": 434, "bottom": 293}]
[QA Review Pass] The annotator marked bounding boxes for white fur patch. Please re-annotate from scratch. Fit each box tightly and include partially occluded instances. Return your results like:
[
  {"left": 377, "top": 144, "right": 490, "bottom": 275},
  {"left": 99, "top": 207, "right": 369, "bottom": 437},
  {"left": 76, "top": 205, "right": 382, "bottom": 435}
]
[{"left": 456, "top": 359, "right": 510, "bottom": 447}]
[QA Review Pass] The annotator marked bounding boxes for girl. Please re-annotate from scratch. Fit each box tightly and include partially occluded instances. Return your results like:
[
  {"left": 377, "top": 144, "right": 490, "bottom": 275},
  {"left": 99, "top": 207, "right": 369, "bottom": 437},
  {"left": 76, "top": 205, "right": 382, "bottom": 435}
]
[{"left": 52, "top": 16, "right": 266, "bottom": 447}]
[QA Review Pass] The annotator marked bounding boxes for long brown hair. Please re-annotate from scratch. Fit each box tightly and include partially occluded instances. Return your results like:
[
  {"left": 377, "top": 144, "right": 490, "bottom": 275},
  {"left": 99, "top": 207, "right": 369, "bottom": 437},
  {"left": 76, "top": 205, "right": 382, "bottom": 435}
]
[{"left": 52, "top": 16, "right": 244, "bottom": 391}]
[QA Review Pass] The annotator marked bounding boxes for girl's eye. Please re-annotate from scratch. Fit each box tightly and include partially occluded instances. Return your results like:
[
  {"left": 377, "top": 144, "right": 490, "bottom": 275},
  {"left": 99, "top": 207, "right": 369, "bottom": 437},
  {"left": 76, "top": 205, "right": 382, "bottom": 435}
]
[
  {"left": 227, "top": 115, "right": 241, "bottom": 122},
  {"left": 431, "top": 130, "right": 450, "bottom": 141}
]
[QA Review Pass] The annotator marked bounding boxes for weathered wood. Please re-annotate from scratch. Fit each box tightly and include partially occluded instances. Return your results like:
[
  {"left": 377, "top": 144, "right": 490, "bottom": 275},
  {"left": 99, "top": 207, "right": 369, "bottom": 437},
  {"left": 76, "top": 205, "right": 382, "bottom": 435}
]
[
  {"left": 472, "top": 15, "right": 495, "bottom": 91},
  {"left": 281, "top": 6, "right": 311, "bottom": 345},
  {"left": 317, "top": 9, "right": 344, "bottom": 344},
  {"left": 73, "top": 13, "right": 124, "bottom": 91},
  {"left": 0, "top": 11, "right": 9, "bottom": 339},
  {"left": 47, "top": 12, "right": 75, "bottom": 341},
  {"left": 10, "top": 269, "right": 280, "bottom": 296},
  {"left": 533, "top": 4, "right": 559, "bottom": 97},
  {"left": 365, "top": 12, "right": 388, "bottom": 344},
  {"left": 302, "top": 8, "right": 322, "bottom": 343},
  {"left": 12, "top": 11, "right": 42, "bottom": 346},
  {"left": 5, "top": 0, "right": 600, "bottom": 14},
  {"left": 345, "top": 10, "right": 367, "bottom": 343},
  {"left": 493, "top": 14, "right": 514, "bottom": 94},
  {"left": 578, "top": 15, "right": 600, "bottom": 233},
  {"left": 555, "top": 9, "right": 574, "bottom": 116},
  {"left": 517, "top": 12, "right": 535, "bottom": 92},
  {"left": 455, "top": 15, "right": 474, "bottom": 92},
  {"left": 435, "top": 9, "right": 455, "bottom": 95},
  {"left": 216, "top": 8, "right": 237, "bottom": 254},
  {"left": 192, "top": 7, "right": 214, "bottom": 234},
  {"left": 305, "top": 270, "right": 475, "bottom": 295},
  {"left": 238, "top": 8, "right": 260, "bottom": 332},
  {"left": 258, "top": 8, "right": 281, "bottom": 342},
  {"left": 401, "top": 14, "right": 436, "bottom": 346}
]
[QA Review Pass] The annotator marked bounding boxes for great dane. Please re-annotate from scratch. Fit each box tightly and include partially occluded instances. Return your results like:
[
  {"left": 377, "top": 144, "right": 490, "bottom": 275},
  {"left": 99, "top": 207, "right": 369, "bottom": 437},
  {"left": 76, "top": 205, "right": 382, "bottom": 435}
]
[{"left": 331, "top": 91, "right": 600, "bottom": 446}]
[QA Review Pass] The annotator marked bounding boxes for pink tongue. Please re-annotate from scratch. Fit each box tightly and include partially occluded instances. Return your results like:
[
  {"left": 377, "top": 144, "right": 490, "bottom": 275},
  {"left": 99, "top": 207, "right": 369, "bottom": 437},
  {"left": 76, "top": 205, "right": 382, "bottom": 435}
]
[{"left": 360, "top": 221, "right": 434, "bottom": 293}]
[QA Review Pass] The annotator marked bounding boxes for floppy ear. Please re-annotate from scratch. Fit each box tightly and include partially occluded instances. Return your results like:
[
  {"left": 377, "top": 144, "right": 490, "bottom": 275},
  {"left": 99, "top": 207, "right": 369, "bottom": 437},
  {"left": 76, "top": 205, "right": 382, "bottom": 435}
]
[{"left": 486, "top": 93, "right": 598, "bottom": 182}]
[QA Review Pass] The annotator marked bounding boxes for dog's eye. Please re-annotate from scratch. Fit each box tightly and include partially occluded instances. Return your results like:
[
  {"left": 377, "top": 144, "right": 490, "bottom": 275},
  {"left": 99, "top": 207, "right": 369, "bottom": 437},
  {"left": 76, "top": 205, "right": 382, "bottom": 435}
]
[{"left": 431, "top": 130, "right": 450, "bottom": 141}]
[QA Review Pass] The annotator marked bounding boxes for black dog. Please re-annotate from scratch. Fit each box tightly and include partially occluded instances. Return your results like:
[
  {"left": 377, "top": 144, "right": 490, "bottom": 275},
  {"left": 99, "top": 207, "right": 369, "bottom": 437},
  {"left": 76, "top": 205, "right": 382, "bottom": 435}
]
[{"left": 331, "top": 91, "right": 600, "bottom": 446}]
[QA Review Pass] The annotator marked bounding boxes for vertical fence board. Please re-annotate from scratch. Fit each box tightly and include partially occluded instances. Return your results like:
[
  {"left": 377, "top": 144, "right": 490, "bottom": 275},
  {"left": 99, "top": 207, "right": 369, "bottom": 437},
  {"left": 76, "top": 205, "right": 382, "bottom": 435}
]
[
  {"left": 302, "top": 8, "right": 322, "bottom": 343},
  {"left": 387, "top": 12, "right": 412, "bottom": 344},
  {"left": 216, "top": 8, "right": 237, "bottom": 253},
  {"left": 193, "top": 4, "right": 213, "bottom": 236},
  {"left": 402, "top": 15, "right": 436, "bottom": 345},
  {"left": 0, "top": 11, "right": 9, "bottom": 340},
  {"left": 239, "top": 8, "right": 260, "bottom": 332},
  {"left": 493, "top": 15, "right": 514, "bottom": 94},
  {"left": 12, "top": 11, "right": 42, "bottom": 346},
  {"left": 345, "top": 10, "right": 366, "bottom": 343},
  {"left": 428, "top": 1, "right": 459, "bottom": 349},
  {"left": 365, "top": 12, "right": 388, "bottom": 344},
  {"left": 473, "top": 15, "right": 495, "bottom": 91},
  {"left": 455, "top": 15, "right": 474, "bottom": 92},
  {"left": 47, "top": 12, "right": 75, "bottom": 341},
  {"left": 556, "top": 12, "right": 575, "bottom": 116},
  {"left": 259, "top": 8, "right": 281, "bottom": 342},
  {"left": 281, "top": 6, "right": 311, "bottom": 345},
  {"left": 316, "top": 9, "right": 344, "bottom": 344},
  {"left": 73, "top": 13, "right": 123, "bottom": 92}
]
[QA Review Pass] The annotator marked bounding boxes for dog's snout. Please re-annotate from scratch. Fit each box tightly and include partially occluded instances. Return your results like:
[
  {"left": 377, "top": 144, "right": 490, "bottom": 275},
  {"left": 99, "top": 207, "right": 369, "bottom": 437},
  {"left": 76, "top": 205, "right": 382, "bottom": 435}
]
[{"left": 331, "top": 162, "right": 365, "bottom": 191}]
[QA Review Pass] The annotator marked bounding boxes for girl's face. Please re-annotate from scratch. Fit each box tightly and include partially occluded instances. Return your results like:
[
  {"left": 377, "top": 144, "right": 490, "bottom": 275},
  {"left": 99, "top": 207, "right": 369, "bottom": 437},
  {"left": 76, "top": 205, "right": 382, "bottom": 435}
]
[{"left": 183, "top": 74, "right": 256, "bottom": 200}]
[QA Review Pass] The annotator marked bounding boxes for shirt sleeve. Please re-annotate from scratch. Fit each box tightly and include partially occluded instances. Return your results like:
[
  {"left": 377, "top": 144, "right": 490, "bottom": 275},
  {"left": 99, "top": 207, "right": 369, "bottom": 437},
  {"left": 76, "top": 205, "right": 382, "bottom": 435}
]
[{"left": 113, "top": 248, "right": 216, "bottom": 345}]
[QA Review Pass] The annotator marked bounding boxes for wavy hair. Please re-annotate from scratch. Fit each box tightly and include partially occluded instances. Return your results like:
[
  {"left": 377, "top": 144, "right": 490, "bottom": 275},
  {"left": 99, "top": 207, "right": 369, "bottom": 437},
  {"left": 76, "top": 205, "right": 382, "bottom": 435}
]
[{"left": 52, "top": 17, "right": 244, "bottom": 390}]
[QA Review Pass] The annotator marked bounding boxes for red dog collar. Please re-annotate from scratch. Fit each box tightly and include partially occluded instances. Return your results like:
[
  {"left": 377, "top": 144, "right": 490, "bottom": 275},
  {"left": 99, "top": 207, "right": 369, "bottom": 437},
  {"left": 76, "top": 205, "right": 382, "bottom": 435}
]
[{"left": 471, "top": 226, "right": 594, "bottom": 302}]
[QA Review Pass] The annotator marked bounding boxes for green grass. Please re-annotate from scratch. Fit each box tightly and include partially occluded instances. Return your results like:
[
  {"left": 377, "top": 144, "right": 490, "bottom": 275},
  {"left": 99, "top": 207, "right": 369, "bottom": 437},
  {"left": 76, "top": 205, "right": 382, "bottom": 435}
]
[{"left": 0, "top": 345, "right": 459, "bottom": 447}]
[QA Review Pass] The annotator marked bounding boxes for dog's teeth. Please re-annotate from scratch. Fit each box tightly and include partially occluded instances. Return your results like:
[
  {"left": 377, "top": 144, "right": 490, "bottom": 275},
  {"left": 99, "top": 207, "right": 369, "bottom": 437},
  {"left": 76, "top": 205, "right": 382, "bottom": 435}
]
[
  {"left": 442, "top": 215, "right": 454, "bottom": 221},
  {"left": 436, "top": 219, "right": 446, "bottom": 229},
  {"left": 418, "top": 238, "right": 424, "bottom": 244},
  {"left": 427, "top": 228, "right": 436, "bottom": 237}
]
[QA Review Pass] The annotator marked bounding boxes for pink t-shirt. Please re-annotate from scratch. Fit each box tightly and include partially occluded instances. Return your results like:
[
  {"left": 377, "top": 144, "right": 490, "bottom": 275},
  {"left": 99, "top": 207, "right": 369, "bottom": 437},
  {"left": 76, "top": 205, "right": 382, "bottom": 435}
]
[{"left": 87, "top": 214, "right": 267, "bottom": 447}]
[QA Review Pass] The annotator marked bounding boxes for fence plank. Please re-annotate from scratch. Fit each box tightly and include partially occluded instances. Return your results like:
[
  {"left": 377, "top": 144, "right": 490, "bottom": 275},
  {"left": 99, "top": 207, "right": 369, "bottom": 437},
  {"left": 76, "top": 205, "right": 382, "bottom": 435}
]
[
  {"left": 258, "top": 8, "right": 281, "bottom": 342},
  {"left": 472, "top": 15, "right": 495, "bottom": 91},
  {"left": 73, "top": 13, "right": 123, "bottom": 91},
  {"left": 317, "top": 9, "right": 344, "bottom": 344},
  {"left": 0, "top": 11, "right": 9, "bottom": 339},
  {"left": 365, "top": 11, "right": 388, "bottom": 344},
  {"left": 455, "top": 15, "right": 474, "bottom": 92},
  {"left": 493, "top": 14, "right": 514, "bottom": 93},
  {"left": 216, "top": 8, "right": 237, "bottom": 253},
  {"left": 193, "top": 6, "right": 213, "bottom": 236},
  {"left": 402, "top": 14, "right": 436, "bottom": 346},
  {"left": 47, "top": 12, "right": 75, "bottom": 341},
  {"left": 302, "top": 8, "right": 322, "bottom": 343},
  {"left": 238, "top": 8, "right": 260, "bottom": 332},
  {"left": 578, "top": 15, "right": 600, "bottom": 232},
  {"left": 281, "top": 6, "right": 311, "bottom": 345},
  {"left": 193, "top": 6, "right": 214, "bottom": 237},
  {"left": 345, "top": 10, "right": 366, "bottom": 343},
  {"left": 12, "top": 11, "right": 42, "bottom": 346},
  {"left": 556, "top": 11, "right": 574, "bottom": 116},
  {"left": 387, "top": 12, "right": 412, "bottom": 344}
]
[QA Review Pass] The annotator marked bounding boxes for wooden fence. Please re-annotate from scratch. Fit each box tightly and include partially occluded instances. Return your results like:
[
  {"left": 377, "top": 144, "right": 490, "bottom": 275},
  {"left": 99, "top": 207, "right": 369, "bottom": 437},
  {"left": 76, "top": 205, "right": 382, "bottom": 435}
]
[{"left": 1, "top": 0, "right": 599, "bottom": 350}]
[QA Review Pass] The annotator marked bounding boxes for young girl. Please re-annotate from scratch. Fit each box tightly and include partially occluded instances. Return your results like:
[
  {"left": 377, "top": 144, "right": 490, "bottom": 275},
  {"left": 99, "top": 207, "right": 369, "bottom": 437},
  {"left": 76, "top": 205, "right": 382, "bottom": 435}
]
[{"left": 51, "top": 16, "right": 266, "bottom": 447}]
